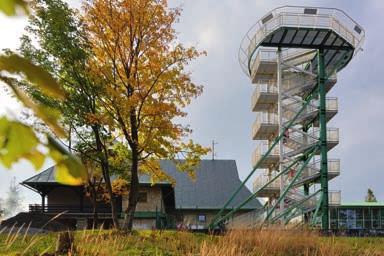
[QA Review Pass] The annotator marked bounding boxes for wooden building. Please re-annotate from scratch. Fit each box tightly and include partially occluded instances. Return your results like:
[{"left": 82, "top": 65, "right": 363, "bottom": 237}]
[{"left": 21, "top": 160, "right": 261, "bottom": 230}]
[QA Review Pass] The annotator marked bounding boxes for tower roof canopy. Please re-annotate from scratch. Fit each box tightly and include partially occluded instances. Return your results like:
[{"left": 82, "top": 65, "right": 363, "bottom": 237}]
[{"left": 239, "top": 6, "right": 365, "bottom": 78}]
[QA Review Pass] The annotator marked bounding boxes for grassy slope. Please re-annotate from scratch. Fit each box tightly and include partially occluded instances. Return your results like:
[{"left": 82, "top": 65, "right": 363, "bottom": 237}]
[
  {"left": 0, "top": 229, "right": 384, "bottom": 255},
  {"left": 0, "top": 230, "right": 210, "bottom": 255}
]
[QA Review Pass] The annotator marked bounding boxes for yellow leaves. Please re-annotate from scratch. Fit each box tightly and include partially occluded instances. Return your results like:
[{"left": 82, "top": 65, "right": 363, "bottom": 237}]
[
  {"left": 0, "top": 0, "right": 29, "bottom": 16},
  {"left": 141, "top": 159, "right": 176, "bottom": 185},
  {"left": 24, "top": 150, "right": 45, "bottom": 170},
  {"left": 0, "top": 115, "right": 87, "bottom": 186},
  {"left": 0, "top": 118, "right": 87, "bottom": 186},
  {"left": 174, "top": 140, "right": 211, "bottom": 179},
  {"left": 101, "top": 178, "right": 129, "bottom": 201},
  {"left": 0, "top": 117, "right": 40, "bottom": 168},
  {"left": 85, "top": 113, "right": 112, "bottom": 126},
  {"left": 84, "top": 113, "right": 99, "bottom": 125},
  {"left": 84, "top": 0, "right": 209, "bottom": 184},
  {"left": 54, "top": 157, "right": 86, "bottom": 186},
  {"left": 112, "top": 178, "right": 129, "bottom": 195},
  {"left": 0, "top": 54, "right": 66, "bottom": 100},
  {"left": 48, "top": 137, "right": 88, "bottom": 186}
]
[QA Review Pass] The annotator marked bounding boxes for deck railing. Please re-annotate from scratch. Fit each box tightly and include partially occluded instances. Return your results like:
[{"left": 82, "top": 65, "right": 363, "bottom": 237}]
[
  {"left": 253, "top": 174, "right": 280, "bottom": 193},
  {"left": 29, "top": 204, "right": 117, "bottom": 214},
  {"left": 328, "top": 191, "right": 341, "bottom": 206},
  {"left": 239, "top": 6, "right": 365, "bottom": 76}
]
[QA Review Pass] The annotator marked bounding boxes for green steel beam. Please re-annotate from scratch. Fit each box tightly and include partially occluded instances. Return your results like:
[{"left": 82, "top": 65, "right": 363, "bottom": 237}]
[
  {"left": 209, "top": 91, "right": 318, "bottom": 229},
  {"left": 311, "top": 192, "right": 323, "bottom": 226},
  {"left": 209, "top": 156, "right": 302, "bottom": 229},
  {"left": 318, "top": 48, "right": 329, "bottom": 231},
  {"left": 303, "top": 183, "right": 310, "bottom": 223},
  {"left": 270, "top": 189, "right": 321, "bottom": 223},
  {"left": 303, "top": 118, "right": 310, "bottom": 223},
  {"left": 212, "top": 44, "right": 347, "bottom": 230},
  {"left": 265, "top": 146, "right": 318, "bottom": 222}
]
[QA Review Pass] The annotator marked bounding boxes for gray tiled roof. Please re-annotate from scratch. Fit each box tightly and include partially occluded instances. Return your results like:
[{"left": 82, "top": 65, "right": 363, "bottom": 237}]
[
  {"left": 23, "top": 166, "right": 56, "bottom": 184},
  {"left": 23, "top": 160, "right": 261, "bottom": 210},
  {"left": 159, "top": 160, "right": 261, "bottom": 210}
]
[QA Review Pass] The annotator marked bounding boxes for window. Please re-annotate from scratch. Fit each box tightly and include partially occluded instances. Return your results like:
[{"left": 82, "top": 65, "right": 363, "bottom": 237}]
[
  {"left": 197, "top": 214, "right": 206, "bottom": 223},
  {"left": 356, "top": 208, "right": 363, "bottom": 229},
  {"left": 346, "top": 209, "right": 356, "bottom": 229},
  {"left": 372, "top": 209, "right": 380, "bottom": 229},
  {"left": 380, "top": 209, "right": 384, "bottom": 229},
  {"left": 138, "top": 192, "right": 147, "bottom": 203},
  {"left": 363, "top": 208, "right": 371, "bottom": 229},
  {"left": 330, "top": 208, "right": 338, "bottom": 229},
  {"left": 339, "top": 209, "right": 347, "bottom": 229}
]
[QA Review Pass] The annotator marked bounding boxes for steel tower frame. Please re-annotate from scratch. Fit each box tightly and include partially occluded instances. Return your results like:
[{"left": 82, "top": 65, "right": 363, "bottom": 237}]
[{"left": 210, "top": 6, "right": 364, "bottom": 231}]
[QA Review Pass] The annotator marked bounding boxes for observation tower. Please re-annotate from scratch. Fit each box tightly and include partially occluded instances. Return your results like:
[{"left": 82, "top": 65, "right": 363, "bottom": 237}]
[{"left": 211, "top": 6, "right": 364, "bottom": 230}]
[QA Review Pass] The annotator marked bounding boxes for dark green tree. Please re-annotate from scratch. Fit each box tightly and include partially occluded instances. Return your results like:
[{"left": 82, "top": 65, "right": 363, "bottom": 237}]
[
  {"left": 0, "top": 0, "right": 88, "bottom": 186},
  {"left": 17, "top": 0, "right": 120, "bottom": 227},
  {"left": 365, "top": 188, "right": 377, "bottom": 202}
]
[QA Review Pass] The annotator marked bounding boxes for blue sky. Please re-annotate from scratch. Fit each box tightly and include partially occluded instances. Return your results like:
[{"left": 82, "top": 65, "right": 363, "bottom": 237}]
[{"left": 0, "top": 0, "right": 383, "bottom": 208}]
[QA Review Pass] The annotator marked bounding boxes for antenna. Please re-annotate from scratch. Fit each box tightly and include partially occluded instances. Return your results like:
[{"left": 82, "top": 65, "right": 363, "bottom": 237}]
[{"left": 212, "top": 140, "right": 218, "bottom": 160}]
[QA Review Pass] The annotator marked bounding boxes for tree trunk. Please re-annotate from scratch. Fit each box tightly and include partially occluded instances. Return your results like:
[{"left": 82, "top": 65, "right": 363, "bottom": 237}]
[
  {"left": 92, "top": 125, "right": 120, "bottom": 229},
  {"left": 91, "top": 184, "right": 98, "bottom": 229},
  {"left": 122, "top": 106, "right": 140, "bottom": 232},
  {"left": 92, "top": 204, "right": 98, "bottom": 229},
  {"left": 103, "top": 166, "right": 120, "bottom": 229},
  {"left": 123, "top": 148, "right": 139, "bottom": 231}
]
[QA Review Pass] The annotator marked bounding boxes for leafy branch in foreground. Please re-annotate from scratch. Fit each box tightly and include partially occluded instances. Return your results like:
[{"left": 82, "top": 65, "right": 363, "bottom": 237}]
[
  {"left": 0, "top": 0, "right": 29, "bottom": 16},
  {"left": 0, "top": 2, "right": 87, "bottom": 185}
]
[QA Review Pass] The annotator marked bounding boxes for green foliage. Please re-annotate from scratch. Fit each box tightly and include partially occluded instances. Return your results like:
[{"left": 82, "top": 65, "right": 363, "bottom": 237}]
[
  {"left": 365, "top": 188, "right": 377, "bottom": 202},
  {"left": 17, "top": 0, "right": 120, "bottom": 196},
  {"left": 19, "top": 0, "right": 100, "bottom": 141},
  {"left": 108, "top": 142, "right": 132, "bottom": 177},
  {"left": 0, "top": 0, "right": 28, "bottom": 16}
]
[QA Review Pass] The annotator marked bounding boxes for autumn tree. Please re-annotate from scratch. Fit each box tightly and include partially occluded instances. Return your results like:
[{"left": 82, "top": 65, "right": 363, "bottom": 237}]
[{"left": 83, "top": 0, "right": 209, "bottom": 230}]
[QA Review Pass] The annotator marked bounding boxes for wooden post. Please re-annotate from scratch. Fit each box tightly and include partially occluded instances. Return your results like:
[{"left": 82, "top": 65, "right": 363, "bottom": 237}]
[
  {"left": 41, "top": 193, "right": 46, "bottom": 213},
  {"left": 80, "top": 189, "right": 84, "bottom": 213}
]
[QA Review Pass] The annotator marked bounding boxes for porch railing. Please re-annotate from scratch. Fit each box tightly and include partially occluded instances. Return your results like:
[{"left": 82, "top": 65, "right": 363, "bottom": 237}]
[{"left": 29, "top": 204, "right": 118, "bottom": 214}]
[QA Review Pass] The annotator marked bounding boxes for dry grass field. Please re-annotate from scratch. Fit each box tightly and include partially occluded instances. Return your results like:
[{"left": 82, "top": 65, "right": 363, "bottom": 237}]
[{"left": 1, "top": 227, "right": 384, "bottom": 255}]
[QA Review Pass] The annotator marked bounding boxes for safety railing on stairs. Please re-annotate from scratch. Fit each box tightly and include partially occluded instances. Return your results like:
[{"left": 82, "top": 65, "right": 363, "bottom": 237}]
[{"left": 253, "top": 174, "right": 281, "bottom": 193}]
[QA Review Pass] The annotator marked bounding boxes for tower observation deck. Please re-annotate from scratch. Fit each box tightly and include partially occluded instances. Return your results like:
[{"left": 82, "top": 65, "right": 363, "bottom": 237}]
[{"left": 210, "top": 6, "right": 364, "bottom": 230}]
